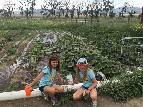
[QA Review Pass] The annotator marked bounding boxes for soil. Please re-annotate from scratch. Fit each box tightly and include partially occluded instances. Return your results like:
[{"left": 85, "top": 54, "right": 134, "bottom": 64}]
[
  {"left": 0, "top": 95, "right": 143, "bottom": 107},
  {"left": 0, "top": 42, "right": 14, "bottom": 58}
]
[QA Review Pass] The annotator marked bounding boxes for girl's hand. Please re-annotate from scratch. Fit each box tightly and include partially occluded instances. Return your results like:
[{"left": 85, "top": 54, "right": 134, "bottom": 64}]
[
  {"left": 69, "top": 83, "right": 74, "bottom": 85},
  {"left": 83, "top": 89, "right": 86, "bottom": 96},
  {"left": 85, "top": 89, "right": 90, "bottom": 94},
  {"left": 29, "top": 86, "right": 33, "bottom": 91},
  {"left": 60, "top": 78, "right": 64, "bottom": 83},
  {"left": 29, "top": 84, "right": 33, "bottom": 91},
  {"left": 83, "top": 89, "right": 90, "bottom": 96}
]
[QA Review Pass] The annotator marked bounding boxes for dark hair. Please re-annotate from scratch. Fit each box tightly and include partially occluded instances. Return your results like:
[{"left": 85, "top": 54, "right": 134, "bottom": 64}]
[{"left": 48, "top": 54, "right": 60, "bottom": 73}]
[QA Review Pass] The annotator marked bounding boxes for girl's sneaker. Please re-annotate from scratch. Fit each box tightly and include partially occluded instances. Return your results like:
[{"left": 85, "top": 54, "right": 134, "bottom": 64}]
[
  {"left": 51, "top": 97, "right": 59, "bottom": 105},
  {"left": 41, "top": 92, "right": 49, "bottom": 101},
  {"left": 91, "top": 100, "right": 97, "bottom": 107}
]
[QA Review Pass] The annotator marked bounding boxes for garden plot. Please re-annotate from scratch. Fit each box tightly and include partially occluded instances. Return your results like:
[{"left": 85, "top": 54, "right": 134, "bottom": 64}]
[
  {"left": 0, "top": 21, "right": 143, "bottom": 106},
  {"left": 0, "top": 30, "right": 74, "bottom": 92}
]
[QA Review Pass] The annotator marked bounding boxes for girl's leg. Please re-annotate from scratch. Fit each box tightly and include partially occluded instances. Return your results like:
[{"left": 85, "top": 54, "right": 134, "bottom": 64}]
[
  {"left": 43, "top": 85, "right": 61, "bottom": 105},
  {"left": 90, "top": 88, "right": 97, "bottom": 106},
  {"left": 52, "top": 84, "right": 63, "bottom": 92},
  {"left": 73, "top": 87, "right": 84, "bottom": 100},
  {"left": 90, "top": 88, "right": 97, "bottom": 100},
  {"left": 43, "top": 86, "right": 56, "bottom": 98}
]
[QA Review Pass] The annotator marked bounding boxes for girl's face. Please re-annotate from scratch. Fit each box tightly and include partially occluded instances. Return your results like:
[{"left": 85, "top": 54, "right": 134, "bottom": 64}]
[
  {"left": 78, "top": 65, "right": 87, "bottom": 72},
  {"left": 51, "top": 60, "right": 58, "bottom": 68}
]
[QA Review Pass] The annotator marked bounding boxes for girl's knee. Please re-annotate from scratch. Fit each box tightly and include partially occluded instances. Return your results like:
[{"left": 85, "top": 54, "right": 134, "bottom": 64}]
[
  {"left": 44, "top": 87, "right": 55, "bottom": 94},
  {"left": 90, "top": 89, "right": 97, "bottom": 100},
  {"left": 90, "top": 95, "right": 97, "bottom": 100},
  {"left": 53, "top": 85, "right": 64, "bottom": 92},
  {"left": 73, "top": 95, "right": 77, "bottom": 100},
  {"left": 56, "top": 86, "right": 63, "bottom": 92},
  {"left": 59, "top": 87, "right": 64, "bottom": 92},
  {"left": 73, "top": 94, "right": 80, "bottom": 100}
]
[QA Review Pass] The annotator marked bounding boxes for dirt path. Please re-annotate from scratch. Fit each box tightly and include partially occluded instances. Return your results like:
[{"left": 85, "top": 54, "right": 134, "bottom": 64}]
[{"left": 0, "top": 95, "right": 143, "bottom": 107}]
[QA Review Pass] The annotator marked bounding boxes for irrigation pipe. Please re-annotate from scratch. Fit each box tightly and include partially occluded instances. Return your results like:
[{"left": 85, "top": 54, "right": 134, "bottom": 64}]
[{"left": 0, "top": 81, "right": 108, "bottom": 101}]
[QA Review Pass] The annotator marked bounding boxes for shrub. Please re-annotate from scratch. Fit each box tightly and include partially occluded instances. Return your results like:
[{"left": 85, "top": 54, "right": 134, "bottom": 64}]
[{"left": 99, "top": 70, "right": 143, "bottom": 101}]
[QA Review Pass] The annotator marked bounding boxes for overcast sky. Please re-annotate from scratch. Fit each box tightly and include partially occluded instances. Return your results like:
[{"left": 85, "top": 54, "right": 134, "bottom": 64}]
[{"left": 0, "top": 0, "right": 142, "bottom": 10}]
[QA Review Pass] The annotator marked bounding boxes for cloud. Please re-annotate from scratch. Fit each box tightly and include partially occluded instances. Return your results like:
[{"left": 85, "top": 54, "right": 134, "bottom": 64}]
[
  {"left": 0, "top": 0, "right": 142, "bottom": 10},
  {"left": 114, "top": 0, "right": 143, "bottom": 8}
]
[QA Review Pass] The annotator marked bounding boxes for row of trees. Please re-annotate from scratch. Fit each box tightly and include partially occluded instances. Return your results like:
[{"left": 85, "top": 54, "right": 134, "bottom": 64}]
[
  {"left": 0, "top": 0, "right": 142, "bottom": 23},
  {"left": 0, "top": 0, "right": 36, "bottom": 19}
]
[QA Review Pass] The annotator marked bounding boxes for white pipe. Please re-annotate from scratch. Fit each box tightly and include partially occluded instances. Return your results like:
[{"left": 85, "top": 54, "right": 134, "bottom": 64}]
[
  {"left": 123, "top": 37, "right": 143, "bottom": 40},
  {"left": 0, "top": 88, "right": 41, "bottom": 101},
  {"left": 0, "top": 81, "right": 108, "bottom": 101}
]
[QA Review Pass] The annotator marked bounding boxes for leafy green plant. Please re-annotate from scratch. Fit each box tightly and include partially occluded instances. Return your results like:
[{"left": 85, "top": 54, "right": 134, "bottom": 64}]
[
  {"left": 0, "top": 41, "right": 5, "bottom": 50},
  {"left": 4, "top": 83, "right": 19, "bottom": 92},
  {"left": 99, "top": 70, "right": 143, "bottom": 101},
  {"left": 7, "top": 45, "right": 16, "bottom": 55},
  {"left": 4, "top": 34, "right": 13, "bottom": 42},
  {"left": 28, "top": 41, "right": 44, "bottom": 68},
  {"left": 44, "top": 33, "right": 121, "bottom": 79}
]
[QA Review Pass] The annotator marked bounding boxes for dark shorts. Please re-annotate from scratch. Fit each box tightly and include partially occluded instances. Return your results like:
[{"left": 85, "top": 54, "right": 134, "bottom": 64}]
[
  {"left": 39, "top": 86, "right": 45, "bottom": 92},
  {"left": 81, "top": 85, "right": 89, "bottom": 90},
  {"left": 81, "top": 85, "right": 97, "bottom": 90},
  {"left": 39, "top": 84, "right": 52, "bottom": 92}
]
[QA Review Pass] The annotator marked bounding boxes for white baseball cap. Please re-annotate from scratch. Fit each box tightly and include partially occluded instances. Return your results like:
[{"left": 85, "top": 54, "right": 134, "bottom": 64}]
[{"left": 77, "top": 58, "right": 88, "bottom": 65}]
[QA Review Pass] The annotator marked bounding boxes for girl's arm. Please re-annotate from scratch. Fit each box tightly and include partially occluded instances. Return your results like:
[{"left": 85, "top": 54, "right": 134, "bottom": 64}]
[
  {"left": 72, "top": 77, "right": 78, "bottom": 85},
  {"left": 56, "top": 72, "right": 62, "bottom": 80},
  {"left": 56, "top": 72, "right": 64, "bottom": 82},
  {"left": 87, "top": 78, "right": 97, "bottom": 91},
  {"left": 29, "top": 72, "right": 45, "bottom": 87}
]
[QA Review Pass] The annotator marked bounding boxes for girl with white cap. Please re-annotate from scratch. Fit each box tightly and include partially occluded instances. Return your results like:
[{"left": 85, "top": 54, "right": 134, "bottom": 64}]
[{"left": 72, "top": 58, "right": 98, "bottom": 107}]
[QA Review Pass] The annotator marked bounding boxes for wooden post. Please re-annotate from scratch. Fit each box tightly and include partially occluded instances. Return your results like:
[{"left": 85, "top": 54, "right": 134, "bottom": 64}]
[{"left": 141, "top": 7, "right": 143, "bottom": 24}]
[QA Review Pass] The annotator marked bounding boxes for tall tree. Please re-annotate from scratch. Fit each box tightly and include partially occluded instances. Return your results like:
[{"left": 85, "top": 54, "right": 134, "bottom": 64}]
[
  {"left": 118, "top": 2, "right": 131, "bottom": 18},
  {"left": 102, "top": 0, "right": 114, "bottom": 18},
  {"left": 19, "top": 6, "right": 24, "bottom": 17},
  {"left": 75, "top": 1, "right": 84, "bottom": 18},
  {"left": 18, "top": 0, "right": 36, "bottom": 19},
  {"left": 2, "top": 0, "right": 16, "bottom": 18},
  {"left": 61, "top": 0, "right": 70, "bottom": 18},
  {"left": 41, "top": 0, "right": 61, "bottom": 18}
]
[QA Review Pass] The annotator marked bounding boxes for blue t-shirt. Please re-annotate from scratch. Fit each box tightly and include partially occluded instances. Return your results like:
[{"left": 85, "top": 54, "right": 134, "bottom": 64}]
[
  {"left": 78, "top": 69, "right": 95, "bottom": 88},
  {"left": 39, "top": 66, "right": 57, "bottom": 87}
]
